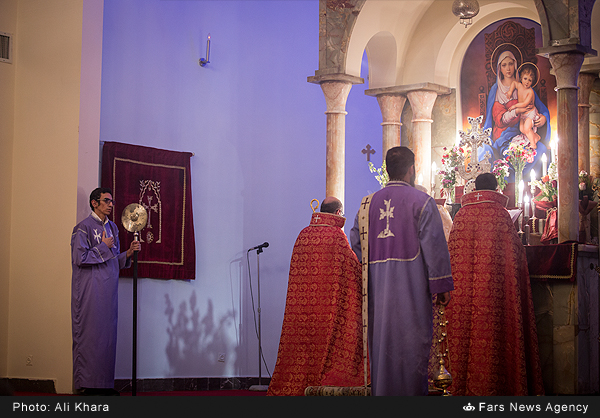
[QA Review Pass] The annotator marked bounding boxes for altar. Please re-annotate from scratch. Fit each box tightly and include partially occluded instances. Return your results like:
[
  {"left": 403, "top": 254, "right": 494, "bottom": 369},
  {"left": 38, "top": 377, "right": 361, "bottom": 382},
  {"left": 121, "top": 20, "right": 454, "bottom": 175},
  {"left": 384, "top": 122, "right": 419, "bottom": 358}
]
[{"left": 526, "top": 243, "right": 599, "bottom": 395}]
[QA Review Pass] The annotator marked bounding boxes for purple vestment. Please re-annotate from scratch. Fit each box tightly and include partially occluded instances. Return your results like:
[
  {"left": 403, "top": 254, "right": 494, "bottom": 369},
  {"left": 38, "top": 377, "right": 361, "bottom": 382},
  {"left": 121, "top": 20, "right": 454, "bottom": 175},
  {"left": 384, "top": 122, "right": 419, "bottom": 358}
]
[
  {"left": 71, "top": 213, "right": 131, "bottom": 389},
  {"left": 350, "top": 181, "right": 453, "bottom": 396}
]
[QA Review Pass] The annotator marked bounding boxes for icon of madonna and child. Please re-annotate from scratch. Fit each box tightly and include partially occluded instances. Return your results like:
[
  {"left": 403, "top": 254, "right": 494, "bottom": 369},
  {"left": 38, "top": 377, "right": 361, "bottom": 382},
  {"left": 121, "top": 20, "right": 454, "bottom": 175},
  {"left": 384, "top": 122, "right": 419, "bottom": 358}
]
[{"left": 475, "top": 44, "right": 552, "bottom": 184}]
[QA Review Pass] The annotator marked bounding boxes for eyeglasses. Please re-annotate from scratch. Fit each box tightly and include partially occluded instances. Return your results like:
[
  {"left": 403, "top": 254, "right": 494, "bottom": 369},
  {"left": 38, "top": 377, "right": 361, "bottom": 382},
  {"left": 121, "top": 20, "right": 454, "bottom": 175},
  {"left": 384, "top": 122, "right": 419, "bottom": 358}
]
[{"left": 100, "top": 198, "right": 114, "bottom": 205}]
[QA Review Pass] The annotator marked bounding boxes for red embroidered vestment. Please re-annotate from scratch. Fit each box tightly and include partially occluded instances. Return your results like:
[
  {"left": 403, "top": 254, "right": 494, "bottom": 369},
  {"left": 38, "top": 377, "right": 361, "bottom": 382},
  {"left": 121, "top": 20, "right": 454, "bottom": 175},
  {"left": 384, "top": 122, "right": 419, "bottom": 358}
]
[
  {"left": 267, "top": 212, "right": 366, "bottom": 396},
  {"left": 445, "top": 190, "right": 544, "bottom": 396}
]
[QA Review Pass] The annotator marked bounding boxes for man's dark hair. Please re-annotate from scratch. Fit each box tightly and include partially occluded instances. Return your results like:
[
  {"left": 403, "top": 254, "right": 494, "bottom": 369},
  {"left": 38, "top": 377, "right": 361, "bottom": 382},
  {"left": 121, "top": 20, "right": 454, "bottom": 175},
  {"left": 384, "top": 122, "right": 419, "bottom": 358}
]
[
  {"left": 89, "top": 187, "right": 113, "bottom": 210},
  {"left": 320, "top": 198, "right": 343, "bottom": 214},
  {"left": 475, "top": 173, "right": 498, "bottom": 191},
  {"left": 385, "top": 146, "right": 414, "bottom": 181}
]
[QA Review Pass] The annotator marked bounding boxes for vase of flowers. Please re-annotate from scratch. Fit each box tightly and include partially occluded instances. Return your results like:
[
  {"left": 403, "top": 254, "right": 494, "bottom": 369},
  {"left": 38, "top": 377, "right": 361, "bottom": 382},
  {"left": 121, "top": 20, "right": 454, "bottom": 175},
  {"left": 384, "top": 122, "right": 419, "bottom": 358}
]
[
  {"left": 503, "top": 136, "right": 536, "bottom": 205},
  {"left": 492, "top": 159, "right": 510, "bottom": 191},
  {"left": 579, "top": 170, "right": 594, "bottom": 200},
  {"left": 438, "top": 146, "right": 463, "bottom": 204}
]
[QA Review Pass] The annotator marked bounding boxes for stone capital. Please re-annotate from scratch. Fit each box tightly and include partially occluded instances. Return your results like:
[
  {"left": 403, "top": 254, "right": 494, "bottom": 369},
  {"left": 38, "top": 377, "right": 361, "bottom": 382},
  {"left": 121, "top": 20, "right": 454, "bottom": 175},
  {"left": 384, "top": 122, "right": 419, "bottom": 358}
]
[
  {"left": 407, "top": 90, "right": 439, "bottom": 122},
  {"left": 548, "top": 52, "right": 586, "bottom": 90},
  {"left": 375, "top": 94, "right": 407, "bottom": 125}
]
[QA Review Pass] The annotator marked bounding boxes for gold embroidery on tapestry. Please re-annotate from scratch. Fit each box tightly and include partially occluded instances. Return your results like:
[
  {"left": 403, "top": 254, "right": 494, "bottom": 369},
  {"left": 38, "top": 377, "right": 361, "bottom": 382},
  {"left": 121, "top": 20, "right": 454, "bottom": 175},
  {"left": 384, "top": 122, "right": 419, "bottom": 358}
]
[
  {"left": 112, "top": 157, "right": 187, "bottom": 266},
  {"left": 139, "top": 180, "right": 162, "bottom": 244}
]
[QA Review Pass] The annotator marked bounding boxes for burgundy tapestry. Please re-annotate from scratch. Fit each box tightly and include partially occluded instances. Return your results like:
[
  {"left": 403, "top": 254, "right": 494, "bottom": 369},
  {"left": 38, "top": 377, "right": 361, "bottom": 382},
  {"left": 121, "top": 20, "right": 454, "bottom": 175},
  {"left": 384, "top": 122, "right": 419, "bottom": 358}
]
[{"left": 101, "top": 142, "right": 195, "bottom": 280}]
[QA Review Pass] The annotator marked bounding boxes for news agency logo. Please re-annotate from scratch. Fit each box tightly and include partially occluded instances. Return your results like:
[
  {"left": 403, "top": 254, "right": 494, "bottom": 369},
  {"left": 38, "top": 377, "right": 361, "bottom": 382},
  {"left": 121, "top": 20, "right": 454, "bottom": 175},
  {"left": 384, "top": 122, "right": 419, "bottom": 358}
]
[{"left": 463, "top": 403, "right": 476, "bottom": 412}]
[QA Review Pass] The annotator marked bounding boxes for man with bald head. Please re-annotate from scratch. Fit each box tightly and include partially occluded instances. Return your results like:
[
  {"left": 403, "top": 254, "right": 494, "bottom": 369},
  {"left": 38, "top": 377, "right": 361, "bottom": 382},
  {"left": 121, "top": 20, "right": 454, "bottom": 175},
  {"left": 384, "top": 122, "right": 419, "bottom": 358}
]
[{"left": 267, "top": 196, "right": 366, "bottom": 395}]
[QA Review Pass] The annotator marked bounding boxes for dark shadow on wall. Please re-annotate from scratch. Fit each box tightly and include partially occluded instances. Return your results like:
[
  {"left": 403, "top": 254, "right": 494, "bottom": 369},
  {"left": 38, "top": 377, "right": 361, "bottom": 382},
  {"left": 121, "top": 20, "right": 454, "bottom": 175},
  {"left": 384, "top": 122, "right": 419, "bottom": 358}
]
[{"left": 164, "top": 291, "right": 235, "bottom": 376}]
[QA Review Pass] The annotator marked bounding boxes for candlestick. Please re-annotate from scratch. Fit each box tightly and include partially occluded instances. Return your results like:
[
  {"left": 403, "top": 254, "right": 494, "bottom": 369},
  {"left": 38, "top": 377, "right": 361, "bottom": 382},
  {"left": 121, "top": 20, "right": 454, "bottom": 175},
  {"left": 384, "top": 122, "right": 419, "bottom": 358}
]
[{"left": 199, "top": 33, "right": 211, "bottom": 67}]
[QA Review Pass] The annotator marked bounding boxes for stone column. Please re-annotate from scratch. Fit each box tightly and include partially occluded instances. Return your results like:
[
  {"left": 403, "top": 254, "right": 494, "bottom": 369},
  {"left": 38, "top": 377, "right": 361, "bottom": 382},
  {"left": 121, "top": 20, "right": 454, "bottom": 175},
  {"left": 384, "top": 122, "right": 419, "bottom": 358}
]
[
  {"left": 407, "top": 90, "right": 438, "bottom": 191},
  {"left": 365, "top": 88, "right": 407, "bottom": 163},
  {"left": 366, "top": 84, "right": 450, "bottom": 189},
  {"left": 549, "top": 51, "right": 585, "bottom": 243},
  {"left": 578, "top": 72, "right": 596, "bottom": 173},
  {"left": 308, "top": 74, "right": 364, "bottom": 206},
  {"left": 591, "top": 77, "right": 600, "bottom": 180}
]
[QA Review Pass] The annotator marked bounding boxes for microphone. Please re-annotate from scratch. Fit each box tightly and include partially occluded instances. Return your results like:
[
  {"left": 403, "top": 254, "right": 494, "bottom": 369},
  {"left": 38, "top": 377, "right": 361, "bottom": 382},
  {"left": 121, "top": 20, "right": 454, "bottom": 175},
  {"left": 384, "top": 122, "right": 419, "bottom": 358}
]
[{"left": 248, "top": 242, "right": 269, "bottom": 251}]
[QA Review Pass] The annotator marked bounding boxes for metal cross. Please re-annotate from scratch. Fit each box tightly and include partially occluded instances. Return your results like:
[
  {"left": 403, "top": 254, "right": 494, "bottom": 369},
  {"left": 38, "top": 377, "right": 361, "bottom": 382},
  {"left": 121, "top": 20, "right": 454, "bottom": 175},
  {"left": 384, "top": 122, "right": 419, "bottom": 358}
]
[{"left": 362, "top": 144, "right": 376, "bottom": 161}]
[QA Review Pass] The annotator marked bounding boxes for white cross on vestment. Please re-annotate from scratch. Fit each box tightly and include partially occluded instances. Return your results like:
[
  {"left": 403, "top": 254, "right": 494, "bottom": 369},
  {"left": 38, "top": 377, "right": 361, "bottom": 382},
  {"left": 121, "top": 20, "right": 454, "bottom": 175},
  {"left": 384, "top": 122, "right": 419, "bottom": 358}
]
[
  {"left": 93, "top": 228, "right": 101, "bottom": 243},
  {"left": 377, "top": 199, "right": 395, "bottom": 238},
  {"left": 313, "top": 214, "right": 320, "bottom": 223},
  {"left": 475, "top": 192, "right": 483, "bottom": 200}
]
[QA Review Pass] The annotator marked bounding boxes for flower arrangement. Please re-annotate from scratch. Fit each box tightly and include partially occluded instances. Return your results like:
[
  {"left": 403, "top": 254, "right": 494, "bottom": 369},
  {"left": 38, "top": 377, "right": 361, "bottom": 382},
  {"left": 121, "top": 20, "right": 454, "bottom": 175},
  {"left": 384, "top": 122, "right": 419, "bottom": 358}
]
[
  {"left": 579, "top": 170, "right": 595, "bottom": 200},
  {"left": 491, "top": 159, "right": 510, "bottom": 191},
  {"left": 503, "top": 136, "right": 536, "bottom": 204},
  {"left": 437, "top": 145, "right": 466, "bottom": 196},
  {"left": 530, "top": 161, "right": 557, "bottom": 202},
  {"left": 503, "top": 136, "right": 536, "bottom": 174},
  {"left": 369, "top": 160, "right": 389, "bottom": 188}
]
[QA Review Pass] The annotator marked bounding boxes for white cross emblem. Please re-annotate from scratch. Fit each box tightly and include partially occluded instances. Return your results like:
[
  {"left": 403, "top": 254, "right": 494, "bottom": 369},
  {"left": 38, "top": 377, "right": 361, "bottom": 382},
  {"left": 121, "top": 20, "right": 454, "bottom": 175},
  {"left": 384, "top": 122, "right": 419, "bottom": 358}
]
[
  {"left": 475, "top": 192, "right": 483, "bottom": 201},
  {"left": 93, "top": 228, "right": 101, "bottom": 244},
  {"left": 377, "top": 199, "right": 395, "bottom": 238},
  {"left": 313, "top": 214, "right": 320, "bottom": 223}
]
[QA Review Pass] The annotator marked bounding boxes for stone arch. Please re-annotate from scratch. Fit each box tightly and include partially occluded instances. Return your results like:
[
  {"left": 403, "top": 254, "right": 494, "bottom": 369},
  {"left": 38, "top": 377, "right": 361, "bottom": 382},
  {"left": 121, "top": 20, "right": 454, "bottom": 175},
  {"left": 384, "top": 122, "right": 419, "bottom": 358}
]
[{"left": 365, "top": 31, "right": 397, "bottom": 89}]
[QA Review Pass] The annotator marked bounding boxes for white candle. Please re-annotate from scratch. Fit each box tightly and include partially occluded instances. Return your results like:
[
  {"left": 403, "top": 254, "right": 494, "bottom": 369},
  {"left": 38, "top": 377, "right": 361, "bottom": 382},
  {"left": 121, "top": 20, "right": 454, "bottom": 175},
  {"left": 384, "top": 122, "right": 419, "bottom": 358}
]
[
  {"left": 551, "top": 136, "right": 558, "bottom": 164},
  {"left": 524, "top": 195, "right": 530, "bottom": 217},
  {"left": 530, "top": 169, "right": 536, "bottom": 195},
  {"left": 206, "top": 34, "right": 211, "bottom": 62},
  {"left": 541, "top": 153, "right": 547, "bottom": 178}
]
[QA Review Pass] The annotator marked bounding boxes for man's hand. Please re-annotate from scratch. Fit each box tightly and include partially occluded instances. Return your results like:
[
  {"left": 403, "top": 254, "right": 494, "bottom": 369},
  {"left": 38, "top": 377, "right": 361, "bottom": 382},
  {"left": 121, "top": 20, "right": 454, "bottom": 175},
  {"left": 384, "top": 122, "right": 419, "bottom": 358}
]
[
  {"left": 102, "top": 231, "right": 114, "bottom": 248},
  {"left": 126, "top": 240, "right": 141, "bottom": 258},
  {"left": 436, "top": 291, "right": 451, "bottom": 306}
]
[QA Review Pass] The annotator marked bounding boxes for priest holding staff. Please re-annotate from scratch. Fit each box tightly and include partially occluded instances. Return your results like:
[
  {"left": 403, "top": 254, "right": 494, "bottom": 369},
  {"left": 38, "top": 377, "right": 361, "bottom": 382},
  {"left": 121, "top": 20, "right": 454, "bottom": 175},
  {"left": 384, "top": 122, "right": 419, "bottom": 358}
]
[{"left": 70, "top": 187, "right": 141, "bottom": 396}]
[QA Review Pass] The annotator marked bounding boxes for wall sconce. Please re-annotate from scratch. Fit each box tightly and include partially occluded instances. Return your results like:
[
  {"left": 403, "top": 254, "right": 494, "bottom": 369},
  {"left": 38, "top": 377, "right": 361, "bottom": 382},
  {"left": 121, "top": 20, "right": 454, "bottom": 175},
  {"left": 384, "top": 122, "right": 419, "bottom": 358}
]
[
  {"left": 199, "top": 33, "right": 211, "bottom": 67},
  {"left": 452, "top": 0, "right": 479, "bottom": 27}
]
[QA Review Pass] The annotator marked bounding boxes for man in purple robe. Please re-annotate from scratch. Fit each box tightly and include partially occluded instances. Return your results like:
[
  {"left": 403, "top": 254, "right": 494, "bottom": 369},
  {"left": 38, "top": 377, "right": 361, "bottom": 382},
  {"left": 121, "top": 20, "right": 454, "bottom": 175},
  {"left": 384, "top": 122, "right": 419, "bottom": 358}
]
[
  {"left": 350, "top": 146, "right": 454, "bottom": 396},
  {"left": 71, "top": 188, "right": 141, "bottom": 395}
]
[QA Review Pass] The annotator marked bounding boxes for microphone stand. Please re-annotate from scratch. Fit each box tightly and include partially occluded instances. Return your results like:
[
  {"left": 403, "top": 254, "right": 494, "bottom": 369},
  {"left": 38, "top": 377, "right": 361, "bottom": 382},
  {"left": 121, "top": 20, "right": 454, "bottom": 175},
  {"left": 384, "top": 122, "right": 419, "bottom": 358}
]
[{"left": 249, "top": 245, "right": 269, "bottom": 392}]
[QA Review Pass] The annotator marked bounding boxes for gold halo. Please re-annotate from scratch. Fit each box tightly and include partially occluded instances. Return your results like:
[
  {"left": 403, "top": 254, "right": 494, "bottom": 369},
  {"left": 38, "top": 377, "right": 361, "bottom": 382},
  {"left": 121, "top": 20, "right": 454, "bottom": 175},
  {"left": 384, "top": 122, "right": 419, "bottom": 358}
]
[
  {"left": 490, "top": 43, "right": 523, "bottom": 77},
  {"left": 517, "top": 62, "right": 540, "bottom": 88}
]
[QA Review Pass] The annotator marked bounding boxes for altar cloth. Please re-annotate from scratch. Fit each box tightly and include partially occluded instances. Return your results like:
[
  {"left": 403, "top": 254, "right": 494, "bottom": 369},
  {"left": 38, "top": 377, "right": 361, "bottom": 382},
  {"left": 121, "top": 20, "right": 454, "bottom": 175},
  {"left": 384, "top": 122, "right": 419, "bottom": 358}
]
[{"left": 525, "top": 242, "right": 578, "bottom": 282}]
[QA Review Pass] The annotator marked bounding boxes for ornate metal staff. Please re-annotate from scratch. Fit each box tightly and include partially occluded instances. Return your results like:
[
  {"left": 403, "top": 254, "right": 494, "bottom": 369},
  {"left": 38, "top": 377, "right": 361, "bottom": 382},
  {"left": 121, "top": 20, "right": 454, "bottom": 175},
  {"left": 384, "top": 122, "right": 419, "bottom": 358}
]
[
  {"left": 121, "top": 203, "right": 148, "bottom": 396},
  {"left": 432, "top": 304, "right": 452, "bottom": 396}
]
